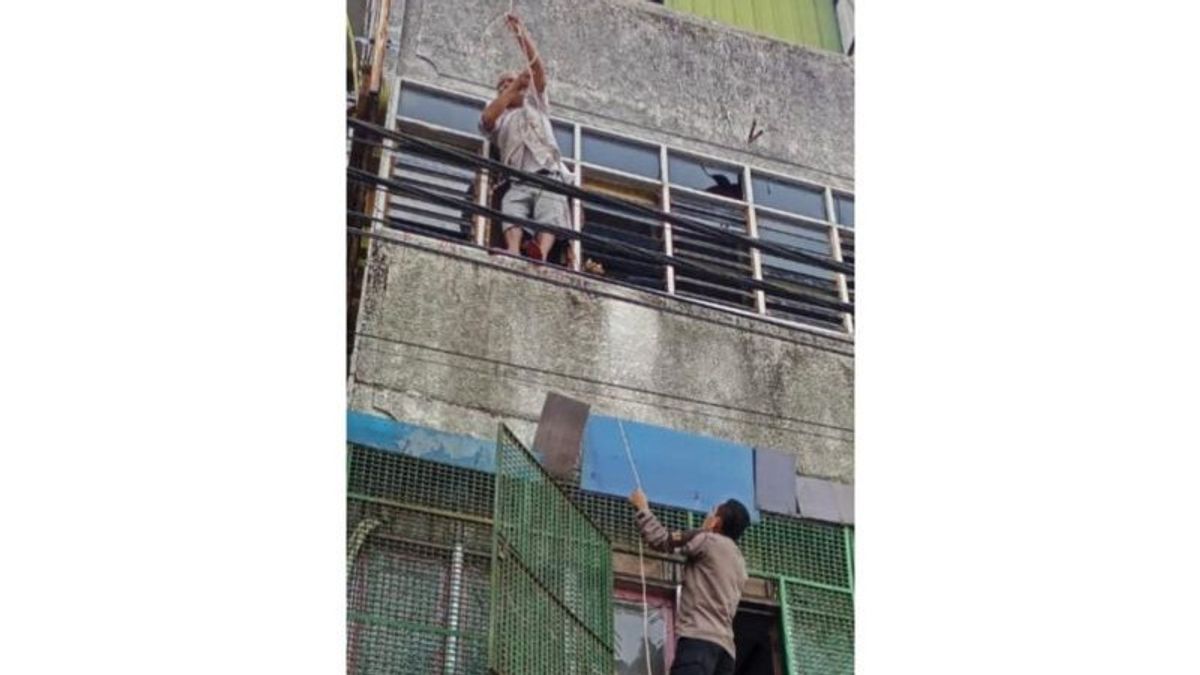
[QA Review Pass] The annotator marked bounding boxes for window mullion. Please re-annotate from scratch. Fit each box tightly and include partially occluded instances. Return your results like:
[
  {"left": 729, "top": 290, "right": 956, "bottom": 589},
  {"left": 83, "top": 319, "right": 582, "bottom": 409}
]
[
  {"left": 825, "top": 187, "right": 853, "bottom": 335},
  {"left": 661, "top": 145, "right": 675, "bottom": 295},
  {"left": 744, "top": 165, "right": 767, "bottom": 315}
]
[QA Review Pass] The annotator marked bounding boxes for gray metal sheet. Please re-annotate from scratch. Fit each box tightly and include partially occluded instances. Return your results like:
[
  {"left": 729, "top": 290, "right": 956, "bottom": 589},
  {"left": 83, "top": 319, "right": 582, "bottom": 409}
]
[
  {"left": 795, "top": 475, "right": 841, "bottom": 523},
  {"left": 831, "top": 481, "right": 854, "bottom": 524},
  {"left": 531, "top": 392, "right": 591, "bottom": 479},
  {"left": 754, "top": 448, "right": 798, "bottom": 515}
]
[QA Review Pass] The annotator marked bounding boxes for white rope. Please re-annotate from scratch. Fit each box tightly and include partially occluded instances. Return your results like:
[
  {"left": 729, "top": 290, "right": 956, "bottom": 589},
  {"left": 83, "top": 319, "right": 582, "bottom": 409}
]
[{"left": 618, "top": 420, "right": 653, "bottom": 675}]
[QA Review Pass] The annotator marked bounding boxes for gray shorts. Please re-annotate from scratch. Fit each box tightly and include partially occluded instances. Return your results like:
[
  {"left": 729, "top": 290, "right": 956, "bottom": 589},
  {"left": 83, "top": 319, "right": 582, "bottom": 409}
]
[{"left": 500, "top": 175, "right": 571, "bottom": 236}]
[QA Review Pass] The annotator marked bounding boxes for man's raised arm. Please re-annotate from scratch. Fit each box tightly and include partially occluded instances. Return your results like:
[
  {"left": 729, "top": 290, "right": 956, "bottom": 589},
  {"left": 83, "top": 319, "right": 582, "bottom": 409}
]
[{"left": 506, "top": 13, "right": 546, "bottom": 93}]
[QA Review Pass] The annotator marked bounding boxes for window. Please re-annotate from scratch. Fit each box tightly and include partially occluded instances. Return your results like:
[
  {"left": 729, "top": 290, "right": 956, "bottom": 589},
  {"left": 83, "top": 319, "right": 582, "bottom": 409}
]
[
  {"left": 670, "top": 190, "right": 755, "bottom": 310},
  {"left": 580, "top": 168, "right": 667, "bottom": 291},
  {"left": 834, "top": 193, "right": 854, "bottom": 228},
  {"left": 668, "top": 151, "right": 743, "bottom": 200},
  {"left": 398, "top": 85, "right": 485, "bottom": 137},
  {"left": 614, "top": 587, "right": 674, "bottom": 675},
  {"left": 751, "top": 173, "right": 827, "bottom": 220},
  {"left": 382, "top": 80, "right": 856, "bottom": 334},
  {"left": 552, "top": 121, "right": 574, "bottom": 157},
  {"left": 757, "top": 213, "right": 843, "bottom": 331},
  {"left": 381, "top": 127, "right": 480, "bottom": 240},
  {"left": 582, "top": 130, "right": 661, "bottom": 179}
]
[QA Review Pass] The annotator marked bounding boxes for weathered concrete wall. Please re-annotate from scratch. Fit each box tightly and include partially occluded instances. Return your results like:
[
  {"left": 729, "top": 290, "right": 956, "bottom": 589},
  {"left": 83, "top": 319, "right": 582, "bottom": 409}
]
[
  {"left": 385, "top": 0, "right": 854, "bottom": 190},
  {"left": 349, "top": 232, "right": 854, "bottom": 483}
]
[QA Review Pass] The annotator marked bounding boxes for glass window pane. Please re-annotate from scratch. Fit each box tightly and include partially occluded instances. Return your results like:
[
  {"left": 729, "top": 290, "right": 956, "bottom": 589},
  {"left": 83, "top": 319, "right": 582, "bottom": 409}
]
[
  {"left": 581, "top": 130, "right": 660, "bottom": 179},
  {"left": 756, "top": 212, "right": 844, "bottom": 330},
  {"left": 578, "top": 175, "right": 664, "bottom": 290},
  {"left": 751, "top": 173, "right": 827, "bottom": 220},
  {"left": 670, "top": 190, "right": 755, "bottom": 310},
  {"left": 398, "top": 85, "right": 485, "bottom": 137},
  {"left": 552, "top": 121, "right": 574, "bottom": 157},
  {"left": 668, "top": 151, "right": 743, "bottom": 199},
  {"left": 615, "top": 602, "right": 667, "bottom": 675},
  {"left": 835, "top": 194, "right": 854, "bottom": 228}
]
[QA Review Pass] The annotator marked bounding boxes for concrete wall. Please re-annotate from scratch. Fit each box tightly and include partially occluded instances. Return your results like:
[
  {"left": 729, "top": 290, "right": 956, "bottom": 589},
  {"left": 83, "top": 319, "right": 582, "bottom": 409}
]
[
  {"left": 384, "top": 0, "right": 854, "bottom": 191},
  {"left": 349, "top": 232, "right": 854, "bottom": 483},
  {"left": 353, "top": 0, "right": 855, "bottom": 484}
]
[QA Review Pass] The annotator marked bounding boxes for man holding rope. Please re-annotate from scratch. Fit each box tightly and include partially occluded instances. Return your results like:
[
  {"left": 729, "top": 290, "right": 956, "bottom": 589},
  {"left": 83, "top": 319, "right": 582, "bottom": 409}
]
[
  {"left": 632, "top": 488, "right": 750, "bottom": 675},
  {"left": 479, "top": 12, "right": 571, "bottom": 261}
]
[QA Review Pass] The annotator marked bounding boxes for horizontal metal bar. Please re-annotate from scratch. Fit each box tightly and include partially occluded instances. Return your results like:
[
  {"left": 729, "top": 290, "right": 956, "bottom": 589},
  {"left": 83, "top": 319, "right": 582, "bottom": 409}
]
[
  {"left": 348, "top": 491, "right": 494, "bottom": 526},
  {"left": 348, "top": 120, "right": 854, "bottom": 277},
  {"left": 347, "top": 611, "right": 487, "bottom": 639},
  {"left": 347, "top": 225, "right": 855, "bottom": 340}
]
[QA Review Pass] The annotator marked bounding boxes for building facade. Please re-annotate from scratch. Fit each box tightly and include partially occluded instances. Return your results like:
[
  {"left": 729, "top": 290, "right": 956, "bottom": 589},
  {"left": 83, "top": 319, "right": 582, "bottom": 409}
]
[{"left": 346, "top": 1, "right": 854, "bottom": 673}]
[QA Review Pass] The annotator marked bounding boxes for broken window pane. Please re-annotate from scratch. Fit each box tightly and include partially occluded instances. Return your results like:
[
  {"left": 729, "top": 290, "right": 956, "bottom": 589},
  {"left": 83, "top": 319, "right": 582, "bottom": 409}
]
[{"left": 668, "top": 151, "right": 743, "bottom": 200}]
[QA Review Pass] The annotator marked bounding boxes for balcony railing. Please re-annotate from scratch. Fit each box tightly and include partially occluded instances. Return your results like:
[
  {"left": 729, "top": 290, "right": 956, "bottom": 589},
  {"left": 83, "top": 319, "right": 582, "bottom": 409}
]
[{"left": 347, "top": 103, "right": 855, "bottom": 336}]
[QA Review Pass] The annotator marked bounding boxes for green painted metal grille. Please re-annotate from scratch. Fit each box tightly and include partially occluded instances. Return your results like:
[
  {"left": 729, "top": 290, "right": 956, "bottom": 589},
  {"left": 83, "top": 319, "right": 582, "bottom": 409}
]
[
  {"left": 489, "top": 425, "right": 615, "bottom": 674},
  {"left": 780, "top": 579, "right": 854, "bottom": 675},
  {"left": 348, "top": 443, "right": 494, "bottom": 519},
  {"left": 347, "top": 500, "right": 492, "bottom": 674},
  {"left": 742, "top": 514, "right": 850, "bottom": 587},
  {"left": 566, "top": 487, "right": 694, "bottom": 556}
]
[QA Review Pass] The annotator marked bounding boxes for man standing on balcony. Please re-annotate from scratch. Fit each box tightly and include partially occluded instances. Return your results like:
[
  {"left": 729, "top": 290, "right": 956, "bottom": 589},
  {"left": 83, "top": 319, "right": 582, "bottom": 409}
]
[{"left": 479, "top": 13, "right": 570, "bottom": 262}]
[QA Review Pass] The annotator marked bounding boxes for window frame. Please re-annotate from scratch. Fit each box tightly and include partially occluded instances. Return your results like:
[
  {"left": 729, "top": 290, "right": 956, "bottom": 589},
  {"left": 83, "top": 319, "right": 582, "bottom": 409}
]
[
  {"left": 384, "top": 78, "right": 856, "bottom": 337},
  {"left": 614, "top": 584, "right": 677, "bottom": 673}
]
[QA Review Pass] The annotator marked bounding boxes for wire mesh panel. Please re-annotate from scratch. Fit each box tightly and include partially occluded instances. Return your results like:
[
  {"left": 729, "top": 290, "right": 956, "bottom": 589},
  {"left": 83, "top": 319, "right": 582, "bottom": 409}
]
[
  {"left": 780, "top": 580, "right": 854, "bottom": 675},
  {"left": 347, "top": 443, "right": 494, "bottom": 520},
  {"left": 741, "top": 515, "right": 851, "bottom": 588},
  {"left": 489, "top": 425, "right": 614, "bottom": 674},
  {"left": 347, "top": 503, "right": 492, "bottom": 674},
  {"left": 566, "top": 487, "right": 693, "bottom": 555}
]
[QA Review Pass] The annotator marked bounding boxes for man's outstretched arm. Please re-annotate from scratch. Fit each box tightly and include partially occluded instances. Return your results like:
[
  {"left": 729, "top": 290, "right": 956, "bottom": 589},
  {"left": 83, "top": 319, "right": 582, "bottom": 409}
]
[
  {"left": 630, "top": 489, "right": 706, "bottom": 557},
  {"left": 506, "top": 13, "right": 546, "bottom": 93}
]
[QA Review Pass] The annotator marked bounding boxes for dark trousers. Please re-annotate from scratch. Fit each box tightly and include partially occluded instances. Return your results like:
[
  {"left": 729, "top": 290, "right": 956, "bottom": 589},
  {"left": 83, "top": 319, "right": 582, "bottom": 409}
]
[{"left": 670, "top": 637, "right": 734, "bottom": 675}]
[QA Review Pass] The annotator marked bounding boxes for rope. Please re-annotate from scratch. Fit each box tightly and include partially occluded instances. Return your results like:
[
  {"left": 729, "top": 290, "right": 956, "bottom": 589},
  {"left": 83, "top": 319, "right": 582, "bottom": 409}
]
[{"left": 618, "top": 420, "right": 653, "bottom": 675}]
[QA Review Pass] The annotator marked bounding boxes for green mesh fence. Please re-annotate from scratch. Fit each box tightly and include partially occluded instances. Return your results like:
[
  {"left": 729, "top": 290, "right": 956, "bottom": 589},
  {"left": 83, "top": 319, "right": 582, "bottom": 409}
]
[
  {"left": 347, "top": 443, "right": 494, "bottom": 519},
  {"left": 566, "top": 487, "right": 694, "bottom": 557},
  {"left": 347, "top": 499, "right": 492, "bottom": 674},
  {"left": 346, "top": 440, "right": 855, "bottom": 674},
  {"left": 780, "top": 579, "right": 854, "bottom": 675},
  {"left": 742, "top": 515, "right": 851, "bottom": 587},
  {"left": 489, "top": 425, "right": 615, "bottom": 675}
]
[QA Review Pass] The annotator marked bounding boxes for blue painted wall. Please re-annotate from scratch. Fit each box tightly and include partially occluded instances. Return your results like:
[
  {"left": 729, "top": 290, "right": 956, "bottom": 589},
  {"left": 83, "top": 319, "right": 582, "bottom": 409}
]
[
  {"left": 580, "top": 415, "right": 760, "bottom": 522},
  {"left": 347, "top": 410, "right": 497, "bottom": 472}
]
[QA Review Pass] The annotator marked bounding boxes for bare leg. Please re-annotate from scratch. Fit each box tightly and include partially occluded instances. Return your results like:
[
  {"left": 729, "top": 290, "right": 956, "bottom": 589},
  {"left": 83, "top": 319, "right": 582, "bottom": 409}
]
[
  {"left": 504, "top": 226, "right": 523, "bottom": 255},
  {"left": 535, "top": 231, "right": 555, "bottom": 261}
]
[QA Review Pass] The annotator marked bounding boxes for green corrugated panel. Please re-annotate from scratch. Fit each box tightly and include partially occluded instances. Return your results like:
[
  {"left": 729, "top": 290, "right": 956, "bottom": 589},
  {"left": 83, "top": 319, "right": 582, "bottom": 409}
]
[
  {"left": 812, "top": 0, "right": 844, "bottom": 52},
  {"left": 666, "top": 0, "right": 842, "bottom": 51},
  {"left": 488, "top": 425, "right": 614, "bottom": 675}
]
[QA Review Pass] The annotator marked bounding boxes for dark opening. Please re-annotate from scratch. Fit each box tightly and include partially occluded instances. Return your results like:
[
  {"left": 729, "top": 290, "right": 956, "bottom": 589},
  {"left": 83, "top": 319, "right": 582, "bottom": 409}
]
[{"left": 733, "top": 604, "right": 786, "bottom": 675}]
